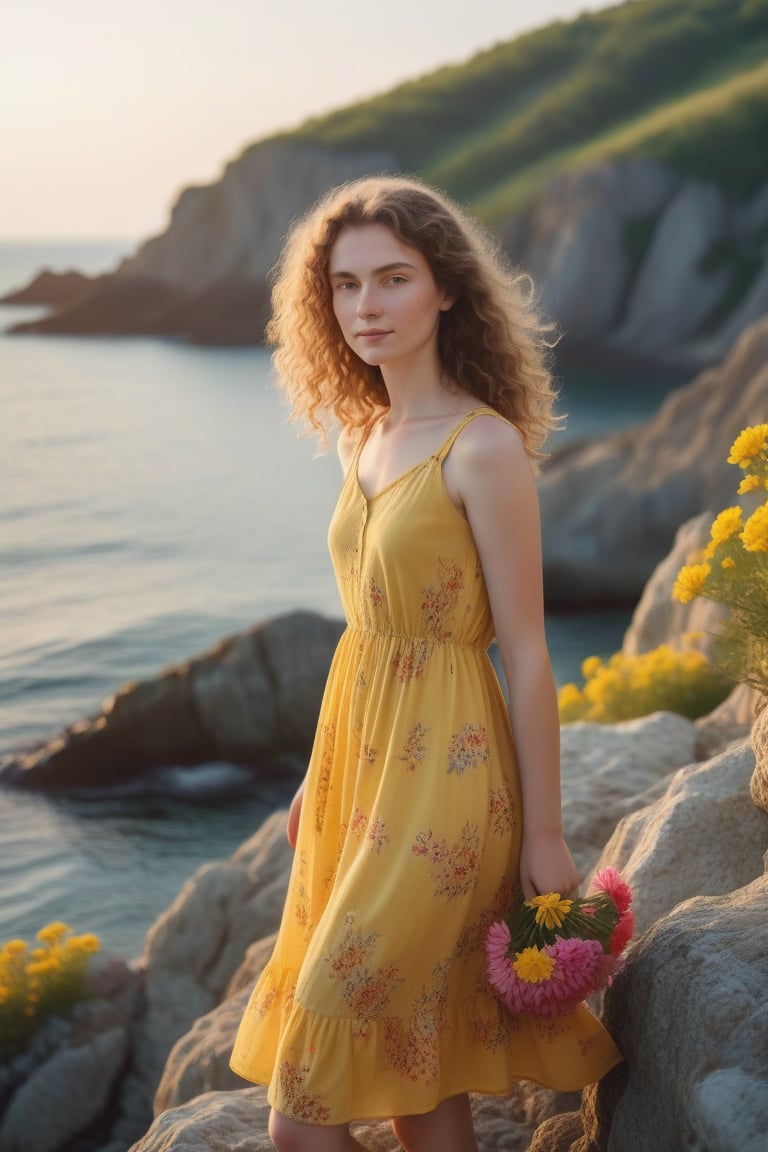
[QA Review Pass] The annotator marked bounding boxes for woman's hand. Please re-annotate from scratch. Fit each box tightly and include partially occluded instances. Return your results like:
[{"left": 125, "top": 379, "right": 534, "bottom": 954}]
[
  {"left": 519, "top": 829, "right": 580, "bottom": 900},
  {"left": 286, "top": 778, "right": 306, "bottom": 849}
]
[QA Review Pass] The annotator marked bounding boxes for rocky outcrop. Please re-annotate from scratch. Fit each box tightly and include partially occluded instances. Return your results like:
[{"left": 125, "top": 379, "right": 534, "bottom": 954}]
[
  {"left": 501, "top": 159, "right": 680, "bottom": 347},
  {"left": 133, "top": 1081, "right": 578, "bottom": 1152},
  {"left": 0, "top": 269, "right": 94, "bottom": 308},
  {"left": 559, "top": 711, "right": 698, "bottom": 876},
  {"left": 528, "top": 734, "right": 768, "bottom": 1152},
  {"left": 132, "top": 812, "right": 292, "bottom": 1100},
  {"left": 587, "top": 738, "right": 767, "bottom": 935},
  {"left": 5, "top": 137, "right": 766, "bottom": 362},
  {"left": 0, "top": 611, "right": 344, "bottom": 791},
  {"left": 0, "top": 955, "right": 145, "bottom": 1152},
  {"left": 620, "top": 510, "right": 722, "bottom": 656},
  {"left": 539, "top": 312, "right": 768, "bottom": 607},
  {"left": 532, "top": 860, "right": 768, "bottom": 1152},
  {"left": 116, "top": 139, "right": 397, "bottom": 292},
  {"left": 8, "top": 276, "right": 271, "bottom": 345},
  {"left": 503, "top": 161, "right": 768, "bottom": 370}
]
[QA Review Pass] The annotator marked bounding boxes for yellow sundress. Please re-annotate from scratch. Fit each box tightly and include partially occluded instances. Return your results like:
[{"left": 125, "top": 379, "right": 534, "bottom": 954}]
[{"left": 229, "top": 407, "right": 622, "bottom": 1123}]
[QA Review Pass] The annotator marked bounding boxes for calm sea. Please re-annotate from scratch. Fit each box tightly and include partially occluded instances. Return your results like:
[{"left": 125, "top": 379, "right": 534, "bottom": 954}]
[{"left": 0, "top": 239, "right": 682, "bottom": 958}]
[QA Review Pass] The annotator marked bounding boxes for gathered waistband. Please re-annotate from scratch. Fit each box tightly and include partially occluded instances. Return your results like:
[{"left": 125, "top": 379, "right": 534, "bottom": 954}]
[{"left": 343, "top": 625, "right": 488, "bottom": 652}]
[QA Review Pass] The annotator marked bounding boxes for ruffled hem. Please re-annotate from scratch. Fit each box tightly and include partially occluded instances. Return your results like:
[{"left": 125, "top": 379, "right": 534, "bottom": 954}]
[{"left": 229, "top": 959, "right": 623, "bottom": 1125}]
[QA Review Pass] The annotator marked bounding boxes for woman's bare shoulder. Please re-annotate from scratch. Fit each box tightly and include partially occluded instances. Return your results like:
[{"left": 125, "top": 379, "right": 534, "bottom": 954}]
[{"left": 455, "top": 411, "right": 529, "bottom": 468}]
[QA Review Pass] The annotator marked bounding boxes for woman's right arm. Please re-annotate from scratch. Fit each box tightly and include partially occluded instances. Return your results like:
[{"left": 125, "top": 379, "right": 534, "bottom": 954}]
[{"left": 286, "top": 777, "right": 305, "bottom": 849}]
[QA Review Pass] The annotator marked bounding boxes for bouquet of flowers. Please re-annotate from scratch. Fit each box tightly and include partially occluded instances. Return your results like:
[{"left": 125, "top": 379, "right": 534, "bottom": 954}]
[{"left": 485, "top": 867, "right": 635, "bottom": 1017}]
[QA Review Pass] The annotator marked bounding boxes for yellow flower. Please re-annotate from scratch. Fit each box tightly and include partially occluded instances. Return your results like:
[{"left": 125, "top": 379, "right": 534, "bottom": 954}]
[
  {"left": 36, "top": 922, "right": 71, "bottom": 944},
  {"left": 709, "top": 506, "right": 743, "bottom": 547},
  {"left": 513, "top": 947, "right": 556, "bottom": 984},
  {"left": 727, "top": 425, "right": 768, "bottom": 469},
  {"left": 581, "top": 656, "right": 602, "bottom": 679},
  {"left": 672, "top": 563, "right": 711, "bottom": 604},
  {"left": 738, "top": 474, "right": 761, "bottom": 494},
  {"left": 2, "top": 941, "right": 27, "bottom": 957},
  {"left": 721, "top": 557, "right": 736, "bottom": 570},
  {"left": 740, "top": 503, "right": 768, "bottom": 552},
  {"left": 525, "top": 892, "right": 574, "bottom": 930}
]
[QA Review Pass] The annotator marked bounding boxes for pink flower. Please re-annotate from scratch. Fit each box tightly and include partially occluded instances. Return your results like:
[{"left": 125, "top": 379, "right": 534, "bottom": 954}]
[
  {"left": 592, "top": 867, "right": 633, "bottom": 913},
  {"left": 609, "top": 909, "right": 636, "bottom": 957}
]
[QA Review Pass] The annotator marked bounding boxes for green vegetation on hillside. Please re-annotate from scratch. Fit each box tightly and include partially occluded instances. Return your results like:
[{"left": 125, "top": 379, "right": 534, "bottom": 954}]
[{"left": 271, "top": 0, "right": 768, "bottom": 212}]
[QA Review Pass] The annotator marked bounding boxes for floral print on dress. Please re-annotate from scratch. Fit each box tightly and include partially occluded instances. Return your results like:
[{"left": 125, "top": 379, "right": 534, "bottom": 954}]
[
  {"left": 368, "top": 575, "right": 384, "bottom": 607},
  {"left": 397, "top": 722, "right": 431, "bottom": 772},
  {"left": 314, "top": 723, "right": 335, "bottom": 833},
  {"left": 324, "top": 911, "right": 403, "bottom": 1025},
  {"left": 392, "top": 639, "right": 429, "bottom": 684},
  {"left": 411, "top": 821, "right": 481, "bottom": 900},
  {"left": 367, "top": 816, "right": 389, "bottom": 854},
  {"left": 488, "top": 782, "right": 518, "bottom": 836},
  {"left": 293, "top": 850, "right": 314, "bottom": 938},
  {"left": 383, "top": 1013, "right": 441, "bottom": 1084},
  {"left": 421, "top": 559, "right": 464, "bottom": 641},
  {"left": 275, "top": 1059, "right": 331, "bottom": 1123},
  {"left": 446, "top": 723, "right": 490, "bottom": 775}
]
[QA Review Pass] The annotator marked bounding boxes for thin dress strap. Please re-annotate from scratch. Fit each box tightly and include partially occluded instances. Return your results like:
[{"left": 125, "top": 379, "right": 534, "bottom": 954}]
[{"left": 435, "top": 406, "right": 506, "bottom": 463}]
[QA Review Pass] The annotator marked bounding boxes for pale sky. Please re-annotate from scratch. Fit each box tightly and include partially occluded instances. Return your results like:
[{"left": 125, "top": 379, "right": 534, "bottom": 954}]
[{"left": 1, "top": 0, "right": 618, "bottom": 240}]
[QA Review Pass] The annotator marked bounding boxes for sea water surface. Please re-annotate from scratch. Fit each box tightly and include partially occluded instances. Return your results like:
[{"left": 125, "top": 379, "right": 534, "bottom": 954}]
[{"left": 0, "top": 240, "right": 683, "bottom": 957}]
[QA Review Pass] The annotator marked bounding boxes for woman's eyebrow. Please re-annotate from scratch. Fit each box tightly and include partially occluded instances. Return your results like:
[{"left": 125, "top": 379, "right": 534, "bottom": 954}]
[{"left": 329, "top": 262, "right": 419, "bottom": 278}]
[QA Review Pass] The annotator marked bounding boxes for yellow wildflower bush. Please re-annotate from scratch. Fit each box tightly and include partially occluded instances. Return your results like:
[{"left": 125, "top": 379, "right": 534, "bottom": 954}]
[
  {"left": 558, "top": 644, "right": 730, "bottom": 724},
  {"left": 0, "top": 921, "right": 100, "bottom": 1063},
  {"left": 673, "top": 424, "right": 768, "bottom": 694}
]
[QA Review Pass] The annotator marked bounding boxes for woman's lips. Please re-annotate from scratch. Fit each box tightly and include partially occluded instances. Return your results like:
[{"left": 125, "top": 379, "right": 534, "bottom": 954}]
[{"left": 357, "top": 329, "right": 391, "bottom": 341}]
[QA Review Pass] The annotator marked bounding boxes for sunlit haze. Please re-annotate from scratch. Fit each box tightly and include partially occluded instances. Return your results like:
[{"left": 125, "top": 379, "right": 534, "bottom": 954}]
[{"left": 1, "top": 0, "right": 618, "bottom": 240}]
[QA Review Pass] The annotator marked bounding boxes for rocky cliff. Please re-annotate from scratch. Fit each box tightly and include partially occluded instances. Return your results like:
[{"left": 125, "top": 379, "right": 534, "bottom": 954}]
[{"left": 6, "top": 142, "right": 767, "bottom": 367}]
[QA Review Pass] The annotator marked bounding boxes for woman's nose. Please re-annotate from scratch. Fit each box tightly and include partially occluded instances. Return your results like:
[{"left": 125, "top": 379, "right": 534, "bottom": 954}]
[{"left": 357, "top": 283, "right": 381, "bottom": 316}]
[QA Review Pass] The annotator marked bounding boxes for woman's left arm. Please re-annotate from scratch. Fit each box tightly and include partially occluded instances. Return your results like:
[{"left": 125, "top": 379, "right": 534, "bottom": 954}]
[{"left": 454, "top": 418, "right": 579, "bottom": 899}]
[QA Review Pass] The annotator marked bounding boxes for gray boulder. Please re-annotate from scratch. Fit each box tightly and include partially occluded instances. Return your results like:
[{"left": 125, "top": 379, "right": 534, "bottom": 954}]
[
  {"left": 589, "top": 738, "right": 767, "bottom": 937},
  {"left": 539, "top": 313, "right": 768, "bottom": 606},
  {"left": 560, "top": 711, "right": 698, "bottom": 877},
  {"left": 0, "top": 610, "right": 344, "bottom": 790}
]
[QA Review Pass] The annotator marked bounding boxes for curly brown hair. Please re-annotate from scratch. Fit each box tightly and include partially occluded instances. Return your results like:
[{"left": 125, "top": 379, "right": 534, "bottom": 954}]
[{"left": 267, "top": 174, "right": 562, "bottom": 463}]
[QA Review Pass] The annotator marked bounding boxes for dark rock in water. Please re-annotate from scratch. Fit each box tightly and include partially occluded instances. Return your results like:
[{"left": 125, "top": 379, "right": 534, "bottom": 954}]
[
  {"left": 9, "top": 274, "right": 184, "bottom": 336},
  {"left": 0, "top": 268, "right": 96, "bottom": 307},
  {"left": 7, "top": 274, "right": 271, "bottom": 345},
  {"left": 146, "top": 278, "right": 271, "bottom": 345},
  {"left": 0, "top": 610, "right": 345, "bottom": 792}
]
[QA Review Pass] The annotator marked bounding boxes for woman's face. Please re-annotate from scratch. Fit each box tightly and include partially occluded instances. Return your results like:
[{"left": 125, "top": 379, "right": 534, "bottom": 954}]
[{"left": 328, "top": 223, "right": 453, "bottom": 370}]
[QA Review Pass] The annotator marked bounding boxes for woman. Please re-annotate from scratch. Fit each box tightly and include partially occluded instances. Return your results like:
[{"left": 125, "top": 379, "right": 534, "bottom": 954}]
[{"left": 229, "top": 175, "right": 622, "bottom": 1152}]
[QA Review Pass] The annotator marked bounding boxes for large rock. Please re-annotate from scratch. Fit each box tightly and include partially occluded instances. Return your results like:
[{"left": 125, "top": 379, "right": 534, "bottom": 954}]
[
  {"left": 610, "top": 181, "right": 730, "bottom": 356},
  {"left": 9, "top": 276, "right": 271, "bottom": 345},
  {"left": 560, "top": 711, "right": 698, "bottom": 877},
  {"left": 131, "top": 812, "right": 293, "bottom": 1102},
  {"left": 539, "top": 313, "right": 768, "bottom": 606},
  {"left": 620, "top": 510, "right": 724, "bottom": 657},
  {"left": 529, "top": 742, "right": 768, "bottom": 1152},
  {"left": 132, "top": 1081, "right": 576, "bottom": 1152},
  {"left": 0, "top": 956, "right": 142, "bottom": 1152},
  {"left": 588, "top": 864, "right": 768, "bottom": 1152},
  {"left": 502, "top": 159, "right": 679, "bottom": 345},
  {"left": 588, "top": 738, "right": 768, "bottom": 937},
  {"left": 0, "top": 610, "right": 344, "bottom": 791}
]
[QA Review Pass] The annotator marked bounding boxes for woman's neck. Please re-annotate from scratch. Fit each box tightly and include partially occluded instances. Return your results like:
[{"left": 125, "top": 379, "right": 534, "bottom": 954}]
[{"left": 380, "top": 361, "right": 466, "bottom": 427}]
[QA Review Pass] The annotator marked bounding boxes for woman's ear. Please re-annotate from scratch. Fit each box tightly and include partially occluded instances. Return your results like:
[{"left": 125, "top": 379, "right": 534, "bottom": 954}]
[{"left": 439, "top": 294, "right": 456, "bottom": 312}]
